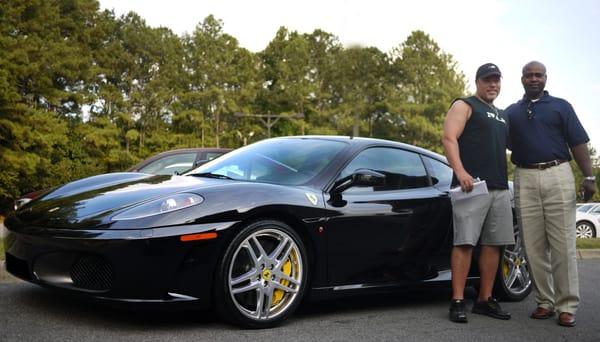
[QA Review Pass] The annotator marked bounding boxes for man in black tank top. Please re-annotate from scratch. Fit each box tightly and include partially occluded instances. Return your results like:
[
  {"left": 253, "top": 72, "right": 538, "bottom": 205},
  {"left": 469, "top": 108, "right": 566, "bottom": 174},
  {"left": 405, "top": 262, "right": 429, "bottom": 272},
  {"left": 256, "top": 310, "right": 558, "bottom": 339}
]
[{"left": 442, "top": 63, "right": 514, "bottom": 323}]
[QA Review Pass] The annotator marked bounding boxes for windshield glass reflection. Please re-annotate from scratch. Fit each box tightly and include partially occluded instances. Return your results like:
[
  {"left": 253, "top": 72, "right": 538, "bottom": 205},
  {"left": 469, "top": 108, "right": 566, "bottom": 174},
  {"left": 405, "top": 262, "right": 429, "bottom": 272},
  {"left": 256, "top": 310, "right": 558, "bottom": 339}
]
[{"left": 186, "top": 138, "right": 347, "bottom": 185}]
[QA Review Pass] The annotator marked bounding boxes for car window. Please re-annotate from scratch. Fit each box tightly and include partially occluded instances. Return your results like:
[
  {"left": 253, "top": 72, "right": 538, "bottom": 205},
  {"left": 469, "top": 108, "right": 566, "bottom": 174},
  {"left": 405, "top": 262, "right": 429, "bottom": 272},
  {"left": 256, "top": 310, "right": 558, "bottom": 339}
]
[
  {"left": 590, "top": 206, "right": 600, "bottom": 215},
  {"left": 424, "top": 157, "right": 453, "bottom": 190},
  {"left": 339, "top": 147, "right": 429, "bottom": 192},
  {"left": 577, "top": 204, "right": 594, "bottom": 213},
  {"left": 138, "top": 153, "right": 197, "bottom": 175}
]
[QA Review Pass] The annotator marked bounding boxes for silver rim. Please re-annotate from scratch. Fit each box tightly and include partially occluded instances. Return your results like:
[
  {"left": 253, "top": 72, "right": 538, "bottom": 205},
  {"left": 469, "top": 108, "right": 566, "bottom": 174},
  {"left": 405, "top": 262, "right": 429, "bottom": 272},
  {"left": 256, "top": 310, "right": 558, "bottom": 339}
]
[
  {"left": 502, "top": 228, "right": 531, "bottom": 295},
  {"left": 228, "top": 228, "right": 303, "bottom": 320},
  {"left": 576, "top": 222, "right": 594, "bottom": 239}
]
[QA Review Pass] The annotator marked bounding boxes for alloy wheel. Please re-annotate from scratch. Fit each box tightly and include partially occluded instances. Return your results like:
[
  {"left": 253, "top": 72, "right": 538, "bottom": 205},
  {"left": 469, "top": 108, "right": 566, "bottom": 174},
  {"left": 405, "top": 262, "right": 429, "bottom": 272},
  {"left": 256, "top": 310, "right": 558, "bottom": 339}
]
[
  {"left": 576, "top": 221, "right": 596, "bottom": 239},
  {"left": 227, "top": 228, "right": 304, "bottom": 321},
  {"left": 501, "top": 228, "right": 532, "bottom": 298}
]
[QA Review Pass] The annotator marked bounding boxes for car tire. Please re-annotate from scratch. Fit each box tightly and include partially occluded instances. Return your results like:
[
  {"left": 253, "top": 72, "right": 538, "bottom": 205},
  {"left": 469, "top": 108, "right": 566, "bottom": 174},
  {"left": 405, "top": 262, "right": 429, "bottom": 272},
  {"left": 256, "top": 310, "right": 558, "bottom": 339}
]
[
  {"left": 493, "top": 213, "right": 532, "bottom": 301},
  {"left": 576, "top": 221, "right": 596, "bottom": 239},
  {"left": 214, "top": 220, "right": 308, "bottom": 328}
]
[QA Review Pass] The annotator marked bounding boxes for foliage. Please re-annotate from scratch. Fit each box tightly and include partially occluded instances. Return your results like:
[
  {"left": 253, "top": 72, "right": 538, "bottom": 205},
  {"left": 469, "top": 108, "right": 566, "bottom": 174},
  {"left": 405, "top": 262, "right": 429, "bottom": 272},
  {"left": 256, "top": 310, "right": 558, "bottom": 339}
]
[{"left": 0, "top": 2, "right": 471, "bottom": 213}]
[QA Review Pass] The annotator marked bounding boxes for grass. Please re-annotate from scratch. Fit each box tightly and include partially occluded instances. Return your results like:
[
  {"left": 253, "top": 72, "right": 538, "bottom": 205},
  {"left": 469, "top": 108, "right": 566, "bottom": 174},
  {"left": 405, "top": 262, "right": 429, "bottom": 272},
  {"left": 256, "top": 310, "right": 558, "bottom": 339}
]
[
  {"left": 0, "top": 237, "right": 4, "bottom": 261},
  {"left": 0, "top": 215, "right": 3, "bottom": 261},
  {"left": 576, "top": 238, "right": 600, "bottom": 249}
]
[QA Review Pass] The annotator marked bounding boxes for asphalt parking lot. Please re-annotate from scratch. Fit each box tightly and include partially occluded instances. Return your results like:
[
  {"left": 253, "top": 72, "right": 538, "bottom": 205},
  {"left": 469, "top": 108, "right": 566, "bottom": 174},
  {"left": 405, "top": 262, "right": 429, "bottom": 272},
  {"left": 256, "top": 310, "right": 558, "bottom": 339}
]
[
  {"left": 2, "top": 221, "right": 600, "bottom": 341},
  {"left": 1, "top": 260, "right": 599, "bottom": 342}
]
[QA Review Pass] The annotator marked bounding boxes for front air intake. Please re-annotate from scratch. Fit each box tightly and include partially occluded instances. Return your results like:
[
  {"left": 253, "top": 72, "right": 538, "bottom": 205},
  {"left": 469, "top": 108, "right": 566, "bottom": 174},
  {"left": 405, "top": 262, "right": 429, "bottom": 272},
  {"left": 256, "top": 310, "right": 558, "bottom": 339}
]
[{"left": 70, "top": 255, "right": 114, "bottom": 291}]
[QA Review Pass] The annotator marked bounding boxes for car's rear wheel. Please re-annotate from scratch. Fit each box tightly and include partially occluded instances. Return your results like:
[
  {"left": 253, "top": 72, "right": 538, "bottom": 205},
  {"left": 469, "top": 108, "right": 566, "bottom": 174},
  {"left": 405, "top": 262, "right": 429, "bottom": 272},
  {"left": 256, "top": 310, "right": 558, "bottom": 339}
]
[
  {"left": 576, "top": 221, "right": 596, "bottom": 239},
  {"left": 214, "top": 220, "right": 307, "bottom": 328},
  {"left": 493, "top": 215, "right": 532, "bottom": 301}
]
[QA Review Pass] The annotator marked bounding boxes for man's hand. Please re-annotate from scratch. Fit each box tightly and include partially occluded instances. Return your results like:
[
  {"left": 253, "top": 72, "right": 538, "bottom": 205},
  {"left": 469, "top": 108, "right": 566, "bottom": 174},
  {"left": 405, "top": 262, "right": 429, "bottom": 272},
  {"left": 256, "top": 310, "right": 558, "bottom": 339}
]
[
  {"left": 456, "top": 170, "right": 474, "bottom": 192},
  {"left": 582, "top": 180, "right": 596, "bottom": 202}
]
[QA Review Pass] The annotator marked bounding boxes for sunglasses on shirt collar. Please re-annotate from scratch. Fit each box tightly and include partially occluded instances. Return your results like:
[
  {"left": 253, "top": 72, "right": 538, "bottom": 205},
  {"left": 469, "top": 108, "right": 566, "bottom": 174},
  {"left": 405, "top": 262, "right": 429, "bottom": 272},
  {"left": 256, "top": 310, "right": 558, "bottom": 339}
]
[{"left": 526, "top": 101, "right": 535, "bottom": 120}]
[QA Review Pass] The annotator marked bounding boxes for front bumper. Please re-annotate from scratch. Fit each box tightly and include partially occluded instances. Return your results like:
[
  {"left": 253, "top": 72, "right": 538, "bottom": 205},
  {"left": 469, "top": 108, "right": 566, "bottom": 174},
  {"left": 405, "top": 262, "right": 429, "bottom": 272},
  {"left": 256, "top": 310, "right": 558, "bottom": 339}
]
[{"left": 3, "top": 220, "right": 238, "bottom": 308}]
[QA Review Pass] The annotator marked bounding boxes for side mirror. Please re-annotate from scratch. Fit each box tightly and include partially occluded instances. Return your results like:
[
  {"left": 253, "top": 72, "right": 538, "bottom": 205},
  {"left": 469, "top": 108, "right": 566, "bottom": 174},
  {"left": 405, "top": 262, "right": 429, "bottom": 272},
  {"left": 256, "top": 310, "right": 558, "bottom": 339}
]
[{"left": 329, "top": 169, "right": 385, "bottom": 206}]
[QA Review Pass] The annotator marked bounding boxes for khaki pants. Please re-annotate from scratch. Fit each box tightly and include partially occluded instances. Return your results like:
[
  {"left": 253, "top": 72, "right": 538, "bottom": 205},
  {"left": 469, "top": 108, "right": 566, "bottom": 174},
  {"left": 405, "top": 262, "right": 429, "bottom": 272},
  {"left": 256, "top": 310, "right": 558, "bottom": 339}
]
[{"left": 514, "top": 162, "right": 579, "bottom": 314}]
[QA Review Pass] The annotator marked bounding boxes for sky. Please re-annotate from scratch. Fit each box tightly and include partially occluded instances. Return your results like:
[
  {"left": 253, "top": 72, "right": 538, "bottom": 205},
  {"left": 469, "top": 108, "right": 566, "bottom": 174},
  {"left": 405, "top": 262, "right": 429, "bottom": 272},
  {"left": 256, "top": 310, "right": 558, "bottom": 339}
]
[{"left": 99, "top": 0, "right": 600, "bottom": 154}]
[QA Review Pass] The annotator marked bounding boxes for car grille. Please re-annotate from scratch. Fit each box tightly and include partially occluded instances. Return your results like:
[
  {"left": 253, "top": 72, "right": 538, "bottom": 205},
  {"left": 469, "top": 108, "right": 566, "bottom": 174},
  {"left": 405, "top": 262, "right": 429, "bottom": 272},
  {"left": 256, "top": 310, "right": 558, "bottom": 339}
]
[{"left": 70, "top": 255, "right": 114, "bottom": 291}]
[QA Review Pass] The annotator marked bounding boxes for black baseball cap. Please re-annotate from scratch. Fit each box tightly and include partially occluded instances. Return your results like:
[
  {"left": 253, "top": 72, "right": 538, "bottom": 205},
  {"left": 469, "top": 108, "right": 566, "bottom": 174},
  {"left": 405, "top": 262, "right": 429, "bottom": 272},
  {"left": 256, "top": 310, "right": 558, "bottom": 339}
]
[{"left": 476, "top": 63, "right": 502, "bottom": 79}]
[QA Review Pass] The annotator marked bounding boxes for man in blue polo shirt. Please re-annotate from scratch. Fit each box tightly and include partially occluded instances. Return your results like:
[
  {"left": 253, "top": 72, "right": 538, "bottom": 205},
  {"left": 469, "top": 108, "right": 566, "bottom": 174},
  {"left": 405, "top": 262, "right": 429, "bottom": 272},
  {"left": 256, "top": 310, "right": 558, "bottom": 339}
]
[{"left": 506, "top": 61, "right": 597, "bottom": 328}]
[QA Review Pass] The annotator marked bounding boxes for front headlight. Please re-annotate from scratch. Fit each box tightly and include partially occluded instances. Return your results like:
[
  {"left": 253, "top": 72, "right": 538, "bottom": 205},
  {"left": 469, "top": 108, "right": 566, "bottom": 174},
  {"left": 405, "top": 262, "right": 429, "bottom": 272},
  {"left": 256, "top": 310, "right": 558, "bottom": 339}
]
[
  {"left": 14, "top": 198, "right": 32, "bottom": 211},
  {"left": 112, "top": 193, "right": 204, "bottom": 221}
]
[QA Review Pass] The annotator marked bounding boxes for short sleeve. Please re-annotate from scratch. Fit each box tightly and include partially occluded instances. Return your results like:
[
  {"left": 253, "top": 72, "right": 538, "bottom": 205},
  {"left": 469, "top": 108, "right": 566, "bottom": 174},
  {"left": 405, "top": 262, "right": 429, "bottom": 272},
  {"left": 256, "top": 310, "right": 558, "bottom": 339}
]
[{"left": 562, "top": 100, "right": 589, "bottom": 147}]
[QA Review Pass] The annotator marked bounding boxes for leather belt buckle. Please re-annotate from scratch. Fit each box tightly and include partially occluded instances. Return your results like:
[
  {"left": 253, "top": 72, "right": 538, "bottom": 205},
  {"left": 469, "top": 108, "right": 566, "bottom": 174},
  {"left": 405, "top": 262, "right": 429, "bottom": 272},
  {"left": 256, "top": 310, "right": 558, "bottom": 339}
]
[{"left": 520, "top": 160, "right": 565, "bottom": 170}]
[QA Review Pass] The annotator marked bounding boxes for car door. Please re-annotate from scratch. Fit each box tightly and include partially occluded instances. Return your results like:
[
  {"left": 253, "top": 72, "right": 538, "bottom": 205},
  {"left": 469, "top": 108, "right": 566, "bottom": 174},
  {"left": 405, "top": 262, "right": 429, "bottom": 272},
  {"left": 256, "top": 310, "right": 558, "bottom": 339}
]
[{"left": 324, "top": 147, "right": 452, "bottom": 287}]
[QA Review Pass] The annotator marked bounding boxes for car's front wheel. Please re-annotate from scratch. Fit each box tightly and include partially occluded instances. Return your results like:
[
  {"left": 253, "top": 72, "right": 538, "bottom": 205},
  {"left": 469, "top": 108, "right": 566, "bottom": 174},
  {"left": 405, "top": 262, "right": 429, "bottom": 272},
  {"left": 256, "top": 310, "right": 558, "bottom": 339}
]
[
  {"left": 576, "top": 221, "right": 596, "bottom": 239},
  {"left": 214, "top": 220, "right": 308, "bottom": 328},
  {"left": 493, "top": 216, "right": 532, "bottom": 301}
]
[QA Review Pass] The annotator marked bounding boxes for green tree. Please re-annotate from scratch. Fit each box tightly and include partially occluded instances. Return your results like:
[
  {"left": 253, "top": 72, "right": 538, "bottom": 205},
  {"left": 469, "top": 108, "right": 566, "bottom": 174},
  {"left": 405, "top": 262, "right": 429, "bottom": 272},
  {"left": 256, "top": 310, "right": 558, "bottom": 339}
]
[
  {"left": 299, "top": 29, "right": 343, "bottom": 135},
  {"left": 325, "top": 46, "right": 394, "bottom": 137},
  {"left": 389, "top": 30, "right": 466, "bottom": 151},
  {"left": 183, "top": 15, "right": 259, "bottom": 147},
  {"left": 0, "top": 0, "right": 101, "bottom": 211}
]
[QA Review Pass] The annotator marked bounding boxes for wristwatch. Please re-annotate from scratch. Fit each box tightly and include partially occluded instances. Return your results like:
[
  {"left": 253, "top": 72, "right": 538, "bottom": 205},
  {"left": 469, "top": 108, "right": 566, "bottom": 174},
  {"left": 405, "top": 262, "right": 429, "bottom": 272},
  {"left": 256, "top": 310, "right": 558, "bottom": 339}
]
[{"left": 584, "top": 176, "right": 596, "bottom": 182}]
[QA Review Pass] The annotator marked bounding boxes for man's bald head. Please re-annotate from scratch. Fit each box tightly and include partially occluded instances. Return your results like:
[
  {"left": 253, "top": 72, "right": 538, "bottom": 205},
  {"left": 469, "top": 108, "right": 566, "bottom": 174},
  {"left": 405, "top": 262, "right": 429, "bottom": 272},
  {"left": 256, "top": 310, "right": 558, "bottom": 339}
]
[
  {"left": 522, "top": 61, "right": 546, "bottom": 75},
  {"left": 521, "top": 61, "right": 547, "bottom": 99}
]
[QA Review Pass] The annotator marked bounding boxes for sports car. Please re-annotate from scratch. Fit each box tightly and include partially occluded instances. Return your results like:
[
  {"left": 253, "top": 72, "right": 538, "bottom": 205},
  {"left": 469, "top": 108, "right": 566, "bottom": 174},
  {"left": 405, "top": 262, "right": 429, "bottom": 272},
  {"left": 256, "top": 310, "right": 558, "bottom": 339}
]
[{"left": 3, "top": 136, "right": 531, "bottom": 328}]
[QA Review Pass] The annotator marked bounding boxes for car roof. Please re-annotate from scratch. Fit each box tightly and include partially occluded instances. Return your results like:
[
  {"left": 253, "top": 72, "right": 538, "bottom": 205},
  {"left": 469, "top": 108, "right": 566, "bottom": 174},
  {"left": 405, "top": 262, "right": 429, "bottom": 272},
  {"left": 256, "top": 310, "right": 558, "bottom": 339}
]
[
  {"left": 276, "top": 135, "right": 448, "bottom": 164},
  {"left": 148, "top": 147, "right": 232, "bottom": 156}
]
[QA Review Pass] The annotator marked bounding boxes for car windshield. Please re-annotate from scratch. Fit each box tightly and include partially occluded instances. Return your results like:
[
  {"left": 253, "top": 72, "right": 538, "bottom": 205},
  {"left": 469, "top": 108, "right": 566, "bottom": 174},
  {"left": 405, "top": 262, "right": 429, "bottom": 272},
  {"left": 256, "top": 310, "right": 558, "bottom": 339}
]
[
  {"left": 577, "top": 204, "right": 594, "bottom": 213},
  {"left": 186, "top": 138, "right": 347, "bottom": 185}
]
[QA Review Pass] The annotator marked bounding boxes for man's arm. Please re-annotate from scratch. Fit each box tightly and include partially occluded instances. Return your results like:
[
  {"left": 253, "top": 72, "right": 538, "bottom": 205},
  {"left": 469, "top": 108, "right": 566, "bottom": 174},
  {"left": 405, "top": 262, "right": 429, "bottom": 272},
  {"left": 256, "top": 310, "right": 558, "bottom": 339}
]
[
  {"left": 442, "top": 100, "right": 473, "bottom": 192},
  {"left": 571, "top": 143, "right": 597, "bottom": 201}
]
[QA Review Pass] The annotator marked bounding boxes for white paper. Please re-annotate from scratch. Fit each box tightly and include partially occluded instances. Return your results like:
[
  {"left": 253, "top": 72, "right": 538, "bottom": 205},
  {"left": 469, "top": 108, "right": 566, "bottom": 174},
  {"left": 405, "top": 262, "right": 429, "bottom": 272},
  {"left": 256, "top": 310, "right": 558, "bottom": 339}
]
[{"left": 449, "top": 179, "right": 488, "bottom": 201}]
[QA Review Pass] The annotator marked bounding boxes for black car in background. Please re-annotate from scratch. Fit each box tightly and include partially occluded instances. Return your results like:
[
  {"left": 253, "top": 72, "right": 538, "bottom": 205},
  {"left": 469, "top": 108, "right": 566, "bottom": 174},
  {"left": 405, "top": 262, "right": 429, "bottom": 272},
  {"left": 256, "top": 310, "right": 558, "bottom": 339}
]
[
  {"left": 3, "top": 136, "right": 531, "bottom": 328},
  {"left": 127, "top": 148, "right": 232, "bottom": 175}
]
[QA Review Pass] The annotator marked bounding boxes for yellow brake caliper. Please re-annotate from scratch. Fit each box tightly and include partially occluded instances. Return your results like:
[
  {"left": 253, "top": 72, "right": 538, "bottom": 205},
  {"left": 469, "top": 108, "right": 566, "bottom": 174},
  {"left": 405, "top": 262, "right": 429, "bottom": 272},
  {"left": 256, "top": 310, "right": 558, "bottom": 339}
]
[{"left": 272, "top": 259, "right": 292, "bottom": 305}]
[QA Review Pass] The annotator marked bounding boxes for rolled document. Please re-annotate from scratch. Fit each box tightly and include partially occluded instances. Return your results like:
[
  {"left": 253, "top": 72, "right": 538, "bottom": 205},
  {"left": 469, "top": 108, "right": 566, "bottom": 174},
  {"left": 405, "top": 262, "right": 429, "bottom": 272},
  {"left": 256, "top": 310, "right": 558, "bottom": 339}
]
[{"left": 449, "top": 179, "right": 488, "bottom": 201}]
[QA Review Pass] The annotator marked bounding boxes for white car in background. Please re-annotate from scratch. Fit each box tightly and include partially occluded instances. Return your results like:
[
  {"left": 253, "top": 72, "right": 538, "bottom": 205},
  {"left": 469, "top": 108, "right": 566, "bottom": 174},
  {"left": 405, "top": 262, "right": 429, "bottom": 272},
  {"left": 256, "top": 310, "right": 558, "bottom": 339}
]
[{"left": 576, "top": 203, "right": 600, "bottom": 238}]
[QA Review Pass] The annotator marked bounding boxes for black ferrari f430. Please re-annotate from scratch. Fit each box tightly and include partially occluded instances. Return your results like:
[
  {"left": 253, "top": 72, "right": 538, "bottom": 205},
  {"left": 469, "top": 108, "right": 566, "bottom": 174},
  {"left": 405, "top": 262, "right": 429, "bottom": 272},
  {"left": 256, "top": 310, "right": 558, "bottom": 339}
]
[{"left": 4, "top": 136, "right": 531, "bottom": 328}]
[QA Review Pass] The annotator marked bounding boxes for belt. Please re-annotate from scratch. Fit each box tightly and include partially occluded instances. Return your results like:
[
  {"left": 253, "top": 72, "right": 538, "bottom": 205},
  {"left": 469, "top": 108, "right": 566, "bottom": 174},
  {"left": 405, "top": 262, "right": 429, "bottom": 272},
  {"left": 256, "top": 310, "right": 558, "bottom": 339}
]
[{"left": 518, "top": 159, "right": 567, "bottom": 170}]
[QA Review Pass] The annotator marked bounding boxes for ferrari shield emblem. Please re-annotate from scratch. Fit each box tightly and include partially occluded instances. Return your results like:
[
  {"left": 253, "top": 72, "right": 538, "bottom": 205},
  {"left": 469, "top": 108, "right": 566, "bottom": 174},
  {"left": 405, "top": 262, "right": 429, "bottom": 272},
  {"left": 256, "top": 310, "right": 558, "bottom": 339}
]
[{"left": 305, "top": 192, "right": 318, "bottom": 206}]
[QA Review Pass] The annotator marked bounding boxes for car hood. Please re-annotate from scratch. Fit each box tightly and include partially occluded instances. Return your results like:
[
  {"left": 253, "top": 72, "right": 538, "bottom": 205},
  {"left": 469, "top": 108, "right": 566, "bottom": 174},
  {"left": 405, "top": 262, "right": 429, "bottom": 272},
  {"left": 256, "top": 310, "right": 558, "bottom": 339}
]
[{"left": 14, "top": 172, "right": 227, "bottom": 228}]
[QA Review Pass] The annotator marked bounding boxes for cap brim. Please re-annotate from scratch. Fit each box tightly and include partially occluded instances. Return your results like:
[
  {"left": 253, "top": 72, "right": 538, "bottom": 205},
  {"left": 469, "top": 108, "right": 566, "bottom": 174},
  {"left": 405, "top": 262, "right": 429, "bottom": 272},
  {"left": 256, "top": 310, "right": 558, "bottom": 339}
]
[{"left": 478, "top": 71, "right": 502, "bottom": 79}]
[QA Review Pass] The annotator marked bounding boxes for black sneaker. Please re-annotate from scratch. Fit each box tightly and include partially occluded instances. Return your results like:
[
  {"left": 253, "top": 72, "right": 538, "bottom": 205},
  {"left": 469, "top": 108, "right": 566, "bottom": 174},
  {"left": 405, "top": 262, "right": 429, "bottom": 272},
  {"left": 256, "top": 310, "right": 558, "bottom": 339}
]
[
  {"left": 472, "top": 297, "right": 511, "bottom": 320},
  {"left": 449, "top": 299, "right": 468, "bottom": 323}
]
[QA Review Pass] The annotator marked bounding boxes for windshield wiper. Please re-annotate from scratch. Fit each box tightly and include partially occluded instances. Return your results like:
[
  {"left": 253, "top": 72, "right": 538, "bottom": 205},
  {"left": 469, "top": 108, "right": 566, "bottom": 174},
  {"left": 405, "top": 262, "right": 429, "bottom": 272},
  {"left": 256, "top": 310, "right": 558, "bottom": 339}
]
[{"left": 189, "top": 172, "right": 235, "bottom": 180}]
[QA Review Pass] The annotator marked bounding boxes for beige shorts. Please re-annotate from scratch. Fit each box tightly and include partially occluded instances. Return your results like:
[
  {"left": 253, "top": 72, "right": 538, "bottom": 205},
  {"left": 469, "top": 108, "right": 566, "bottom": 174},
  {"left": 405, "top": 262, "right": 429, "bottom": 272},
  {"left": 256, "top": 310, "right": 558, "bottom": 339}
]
[{"left": 452, "top": 189, "right": 515, "bottom": 246}]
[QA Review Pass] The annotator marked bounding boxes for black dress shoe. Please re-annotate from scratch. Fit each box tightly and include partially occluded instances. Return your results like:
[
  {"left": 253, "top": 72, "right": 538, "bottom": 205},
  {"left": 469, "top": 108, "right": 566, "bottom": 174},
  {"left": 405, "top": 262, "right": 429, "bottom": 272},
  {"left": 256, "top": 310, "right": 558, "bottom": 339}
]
[
  {"left": 472, "top": 297, "right": 511, "bottom": 320},
  {"left": 449, "top": 299, "right": 468, "bottom": 323}
]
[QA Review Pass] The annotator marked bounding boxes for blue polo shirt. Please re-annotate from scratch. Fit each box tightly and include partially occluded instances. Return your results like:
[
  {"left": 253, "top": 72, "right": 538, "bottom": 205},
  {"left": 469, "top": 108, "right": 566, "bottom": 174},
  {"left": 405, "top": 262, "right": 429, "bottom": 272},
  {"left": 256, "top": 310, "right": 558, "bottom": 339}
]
[{"left": 506, "top": 91, "right": 589, "bottom": 166}]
